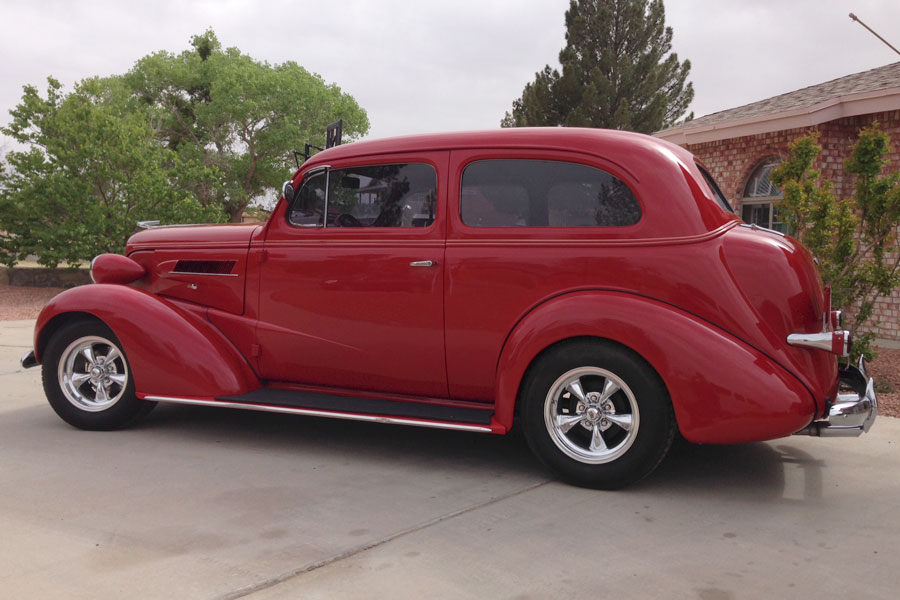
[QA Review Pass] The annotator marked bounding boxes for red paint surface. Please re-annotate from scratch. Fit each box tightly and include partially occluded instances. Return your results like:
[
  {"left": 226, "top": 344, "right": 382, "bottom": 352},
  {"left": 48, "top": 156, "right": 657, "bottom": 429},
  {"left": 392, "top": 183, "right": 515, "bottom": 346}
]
[
  {"left": 492, "top": 291, "right": 815, "bottom": 442},
  {"left": 35, "top": 285, "right": 259, "bottom": 398},
  {"left": 89, "top": 254, "right": 146, "bottom": 285},
  {"left": 130, "top": 247, "right": 250, "bottom": 315},
  {"left": 33, "top": 128, "right": 843, "bottom": 443}
]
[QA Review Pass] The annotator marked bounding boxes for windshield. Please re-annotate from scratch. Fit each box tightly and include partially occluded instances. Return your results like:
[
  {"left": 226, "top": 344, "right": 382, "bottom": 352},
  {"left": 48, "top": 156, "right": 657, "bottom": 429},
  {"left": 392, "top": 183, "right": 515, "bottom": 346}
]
[{"left": 696, "top": 164, "right": 734, "bottom": 213}]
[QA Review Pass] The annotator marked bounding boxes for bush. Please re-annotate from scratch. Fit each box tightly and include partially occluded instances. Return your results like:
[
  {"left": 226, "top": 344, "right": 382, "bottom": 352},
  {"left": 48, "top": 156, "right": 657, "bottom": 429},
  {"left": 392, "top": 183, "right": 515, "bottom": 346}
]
[{"left": 771, "top": 124, "right": 900, "bottom": 361}]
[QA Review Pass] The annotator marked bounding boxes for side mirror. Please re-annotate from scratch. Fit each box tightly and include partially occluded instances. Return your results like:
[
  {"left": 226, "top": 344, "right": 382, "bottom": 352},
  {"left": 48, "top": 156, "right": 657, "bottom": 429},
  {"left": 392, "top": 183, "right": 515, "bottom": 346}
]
[{"left": 283, "top": 180, "right": 295, "bottom": 204}]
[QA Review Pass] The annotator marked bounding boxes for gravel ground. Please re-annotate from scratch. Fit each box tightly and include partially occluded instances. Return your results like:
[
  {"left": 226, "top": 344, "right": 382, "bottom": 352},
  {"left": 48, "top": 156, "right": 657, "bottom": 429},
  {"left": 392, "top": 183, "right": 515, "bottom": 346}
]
[
  {"left": 0, "top": 284, "right": 64, "bottom": 321},
  {"left": 865, "top": 349, "right": 900, "bottom": 418},
  {"left": 1, "top": 282, "right": 896, "bottom": 418}
]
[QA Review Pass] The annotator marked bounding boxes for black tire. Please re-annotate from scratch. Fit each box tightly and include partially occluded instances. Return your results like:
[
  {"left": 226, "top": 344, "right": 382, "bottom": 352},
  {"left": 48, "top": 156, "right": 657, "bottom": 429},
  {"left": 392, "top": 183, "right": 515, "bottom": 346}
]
[
  {"left": 41, "top": 319, "right": 156, "bottom": 430},
  {"left": 520, "top": 339, "right": 675, "bottom": 489}
]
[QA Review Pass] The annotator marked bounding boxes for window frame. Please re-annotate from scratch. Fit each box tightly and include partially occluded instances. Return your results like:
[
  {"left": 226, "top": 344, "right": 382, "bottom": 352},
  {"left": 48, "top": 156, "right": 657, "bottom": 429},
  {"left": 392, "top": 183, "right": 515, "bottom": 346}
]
[
  {"left": 741, "top": 158, "right": 788, "bottom": 233},
  {"left": 286, "top": 165, "right": 330, "bottom": 228},
  {"left": 740, "top": 196, "right": 784, "bottom": 230}
]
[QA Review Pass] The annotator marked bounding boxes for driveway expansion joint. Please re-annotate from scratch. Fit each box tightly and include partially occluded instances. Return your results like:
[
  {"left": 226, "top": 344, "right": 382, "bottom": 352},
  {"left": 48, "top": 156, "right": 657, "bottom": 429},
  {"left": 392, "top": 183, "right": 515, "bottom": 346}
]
[{"left": 217, "top": 479, "right": 551, "bottom": 600}]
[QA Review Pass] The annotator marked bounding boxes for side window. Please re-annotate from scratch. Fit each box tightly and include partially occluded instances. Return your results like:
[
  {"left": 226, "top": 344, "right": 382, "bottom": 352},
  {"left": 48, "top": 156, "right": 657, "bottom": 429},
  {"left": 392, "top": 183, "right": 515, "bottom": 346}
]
[
  {"left": 461, "top": 159, "right": 640, "bottom": 227},
  {"left": 327, "top": 163, "right": 437, "bottom": 228},
  {"left": 289, "top": 171, "right": 326, "bottom": 227}
]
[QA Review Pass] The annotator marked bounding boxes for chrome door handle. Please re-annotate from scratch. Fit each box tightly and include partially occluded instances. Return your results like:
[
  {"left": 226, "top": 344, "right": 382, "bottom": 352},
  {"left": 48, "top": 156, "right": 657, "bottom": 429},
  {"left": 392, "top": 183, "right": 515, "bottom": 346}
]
[{"left": 409, "top": 260, "right": 435, "bottom": 267}]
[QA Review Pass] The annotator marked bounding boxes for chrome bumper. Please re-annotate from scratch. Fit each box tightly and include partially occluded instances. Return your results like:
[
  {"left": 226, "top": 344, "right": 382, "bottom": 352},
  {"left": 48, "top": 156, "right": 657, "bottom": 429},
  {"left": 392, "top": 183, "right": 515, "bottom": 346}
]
[
  {"left": 20, "top": 350, "right": 37, "bottom": 369},
  {"left": 795, "top": 357, "right": 877, "bottom": 437}
]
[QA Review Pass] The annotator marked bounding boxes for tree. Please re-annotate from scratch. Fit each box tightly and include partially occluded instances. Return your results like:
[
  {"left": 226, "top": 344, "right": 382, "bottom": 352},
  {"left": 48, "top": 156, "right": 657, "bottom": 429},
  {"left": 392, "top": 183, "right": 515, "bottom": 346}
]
[
  {"left": 502, "top": 0, "right": 693, "bottom": 133},
  {"left": 771, "top": 125, "right": 900, "bottom": 360},
  {"left": 127, "top": 30, "right": 370, "bottom": 222},
  {"left": 0, "top": 77, "right": 222, "bottom": 268}
]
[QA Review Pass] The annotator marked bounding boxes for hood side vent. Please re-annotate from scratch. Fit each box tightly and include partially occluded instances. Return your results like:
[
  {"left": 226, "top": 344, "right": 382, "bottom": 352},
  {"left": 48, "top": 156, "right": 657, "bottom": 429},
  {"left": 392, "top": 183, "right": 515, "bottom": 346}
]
[{"left": 172, "top": 260, "right": 237, "bottom": 275}]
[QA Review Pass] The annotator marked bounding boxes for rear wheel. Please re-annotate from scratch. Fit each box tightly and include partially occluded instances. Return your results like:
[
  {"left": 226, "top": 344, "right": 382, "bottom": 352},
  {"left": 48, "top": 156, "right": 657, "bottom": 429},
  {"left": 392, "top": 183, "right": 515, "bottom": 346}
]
[
  {"left": 42, "top": 320, "right": 155, "bottom": 430},
  {"left": 520, "top": 340, "right": 675, "bottom": 489}
]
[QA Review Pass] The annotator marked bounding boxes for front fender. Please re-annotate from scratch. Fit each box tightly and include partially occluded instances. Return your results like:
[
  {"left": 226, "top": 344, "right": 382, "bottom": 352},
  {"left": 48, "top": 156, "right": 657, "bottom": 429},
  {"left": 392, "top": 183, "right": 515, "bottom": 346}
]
[
  {"left": 495, "top": 291, "right": 817, "bottom": 444},
  {"left": 35, "top": 285, "right": 259, "bottom": 398}
]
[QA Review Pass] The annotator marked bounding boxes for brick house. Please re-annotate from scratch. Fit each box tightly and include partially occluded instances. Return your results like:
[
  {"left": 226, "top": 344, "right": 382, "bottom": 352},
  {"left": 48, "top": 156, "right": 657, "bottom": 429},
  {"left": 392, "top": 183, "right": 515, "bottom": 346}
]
[{"left": 656, "top": 62, "right": 900, "bottom": 340}]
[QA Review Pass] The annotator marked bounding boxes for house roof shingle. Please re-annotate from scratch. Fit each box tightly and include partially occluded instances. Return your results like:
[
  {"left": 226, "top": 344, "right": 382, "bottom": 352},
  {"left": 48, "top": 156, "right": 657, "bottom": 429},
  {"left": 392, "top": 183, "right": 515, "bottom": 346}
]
[{"left": 660, "top": 61, "right": 900, "bottom": 135}]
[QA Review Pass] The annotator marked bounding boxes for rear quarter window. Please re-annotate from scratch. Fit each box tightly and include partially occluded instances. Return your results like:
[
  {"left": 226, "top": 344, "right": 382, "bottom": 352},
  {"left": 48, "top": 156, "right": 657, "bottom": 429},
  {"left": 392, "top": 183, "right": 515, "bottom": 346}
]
[{"left": 460, "top": 159, "right": 640, "bottom": 227}]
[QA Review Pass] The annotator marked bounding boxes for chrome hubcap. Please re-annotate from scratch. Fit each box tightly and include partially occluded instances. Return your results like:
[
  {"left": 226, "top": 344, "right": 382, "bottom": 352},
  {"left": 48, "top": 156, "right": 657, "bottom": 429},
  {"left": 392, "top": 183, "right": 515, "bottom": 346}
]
[
  {"left": 57, "top": 336, "right": 128, "bottom": 412},
  {"left": 544, "top": 367, "right": 639, "bottom": 464}
]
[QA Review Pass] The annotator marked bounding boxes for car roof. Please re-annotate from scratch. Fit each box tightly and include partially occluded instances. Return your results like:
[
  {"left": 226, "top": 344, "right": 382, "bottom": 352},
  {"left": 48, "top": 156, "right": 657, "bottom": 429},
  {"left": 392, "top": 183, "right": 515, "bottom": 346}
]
[
  {"left": 305, "top": 127, "right": 695, "bottom": 167},
  {"left": 294, "top": 127, "right": 734, "bottom": 237}
]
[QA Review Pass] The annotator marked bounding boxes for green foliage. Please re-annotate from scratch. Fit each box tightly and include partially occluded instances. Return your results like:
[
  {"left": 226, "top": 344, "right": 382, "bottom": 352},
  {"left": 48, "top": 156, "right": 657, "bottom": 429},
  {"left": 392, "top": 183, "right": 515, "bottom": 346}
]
[
  {"left": 771, "top": 125, "right": 900, "bottom": 361},
  {"left": 0, "top": 29, "right": 369, "bottom": 266},
  {"left": 242, "top": 203, "right": 272, "bottom": 222},
  {"left": 127, "top": 29, "right": 369, "bottom": 222},
  {"left": 0, "top": 77, "right": 223, "bottom": 268},
  {"left": 502, "top": 0, "right": 693, "bottom": 133}
]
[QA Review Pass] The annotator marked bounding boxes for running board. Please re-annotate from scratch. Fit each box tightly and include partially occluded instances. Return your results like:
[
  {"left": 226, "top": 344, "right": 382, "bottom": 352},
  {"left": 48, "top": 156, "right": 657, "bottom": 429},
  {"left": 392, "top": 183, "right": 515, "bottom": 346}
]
[
  {"left": 218, "top": 388, "right": 493, "bottom": 424},
  {"left": 143, "top": 394, "right": 497, "bottom": 433}
]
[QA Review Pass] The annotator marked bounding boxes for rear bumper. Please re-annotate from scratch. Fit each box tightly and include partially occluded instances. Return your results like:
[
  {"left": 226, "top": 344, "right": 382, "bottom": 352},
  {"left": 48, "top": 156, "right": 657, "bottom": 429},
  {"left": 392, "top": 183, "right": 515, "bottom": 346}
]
[{"left": 795, "top": 357, "right": 877, "bottom": 437}]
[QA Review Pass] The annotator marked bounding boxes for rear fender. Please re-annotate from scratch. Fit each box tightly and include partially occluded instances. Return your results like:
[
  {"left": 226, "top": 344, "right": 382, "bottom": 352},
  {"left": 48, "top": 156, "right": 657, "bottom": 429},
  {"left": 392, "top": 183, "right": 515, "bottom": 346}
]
[
  {"left": 495, "top": 291, "right": 816, "bottom": 444},
  {"left": 35, "top": 285, "right": 259, "bottom": 398}
]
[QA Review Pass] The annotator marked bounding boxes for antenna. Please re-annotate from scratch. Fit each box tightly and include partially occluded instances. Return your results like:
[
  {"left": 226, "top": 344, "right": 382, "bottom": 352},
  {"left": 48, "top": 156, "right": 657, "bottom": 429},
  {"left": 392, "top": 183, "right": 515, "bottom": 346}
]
[{"left": 849, "top": 13, "right": 900, "bottom": 57}]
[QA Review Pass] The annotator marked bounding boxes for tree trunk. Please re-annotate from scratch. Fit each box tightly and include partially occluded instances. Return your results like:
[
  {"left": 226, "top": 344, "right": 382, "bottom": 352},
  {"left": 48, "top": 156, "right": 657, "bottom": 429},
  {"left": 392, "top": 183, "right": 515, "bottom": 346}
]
[{"left": 229, "top": 205, "right": 245, "bottom": 223}]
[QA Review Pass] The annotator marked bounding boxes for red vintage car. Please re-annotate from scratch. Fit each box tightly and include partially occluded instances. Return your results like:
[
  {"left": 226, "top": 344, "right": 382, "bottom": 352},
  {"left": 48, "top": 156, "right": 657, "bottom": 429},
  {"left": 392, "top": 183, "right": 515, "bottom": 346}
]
[{"left": 21, "top": 128, "right": 877, "bottom": 488}]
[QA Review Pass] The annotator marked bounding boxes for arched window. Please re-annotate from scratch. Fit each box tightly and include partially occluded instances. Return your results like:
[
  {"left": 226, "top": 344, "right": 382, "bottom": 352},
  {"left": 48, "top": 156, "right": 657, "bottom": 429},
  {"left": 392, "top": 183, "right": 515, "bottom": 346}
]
[{"left": 740, "top": 159, "right": 788, "bottom": 233}]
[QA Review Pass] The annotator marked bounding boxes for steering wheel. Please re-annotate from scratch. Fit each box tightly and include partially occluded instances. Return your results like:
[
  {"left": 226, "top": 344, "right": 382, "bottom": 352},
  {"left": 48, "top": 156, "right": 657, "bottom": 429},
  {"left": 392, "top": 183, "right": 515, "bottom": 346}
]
[{"left": 335, "top": 213, "right": 363, "bottom": 227}]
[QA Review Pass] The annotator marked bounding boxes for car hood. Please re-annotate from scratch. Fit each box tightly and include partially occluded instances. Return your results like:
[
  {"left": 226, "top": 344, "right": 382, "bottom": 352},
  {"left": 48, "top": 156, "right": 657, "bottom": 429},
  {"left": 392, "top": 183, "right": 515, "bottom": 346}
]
[{"left": 126, "top": 223, "right": 261, "bottom": 252}]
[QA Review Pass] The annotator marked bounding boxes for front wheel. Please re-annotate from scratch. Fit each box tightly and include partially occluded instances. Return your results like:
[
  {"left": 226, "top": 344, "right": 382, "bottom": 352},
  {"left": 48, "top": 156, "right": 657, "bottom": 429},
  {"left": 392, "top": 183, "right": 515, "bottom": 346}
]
[
  {"left": 520, "top": 340, "right": 675, "bottom": 489},
  {"left": 42, "top": 319, "right": 155, "bottom": 430}
]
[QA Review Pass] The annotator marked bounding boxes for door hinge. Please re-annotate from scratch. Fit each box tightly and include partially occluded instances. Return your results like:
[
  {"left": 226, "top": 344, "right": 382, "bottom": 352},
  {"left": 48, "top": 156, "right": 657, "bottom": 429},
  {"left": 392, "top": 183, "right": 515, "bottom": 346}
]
[{"left": 250, "top": 343, "right": 261, "bottom": 357}]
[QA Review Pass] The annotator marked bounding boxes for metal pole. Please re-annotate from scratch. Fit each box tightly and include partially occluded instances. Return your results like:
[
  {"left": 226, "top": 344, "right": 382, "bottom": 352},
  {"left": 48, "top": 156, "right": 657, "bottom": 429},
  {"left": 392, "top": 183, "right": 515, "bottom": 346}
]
[{"left": 849, "top": 13, "right": 900, "bottom": 57}]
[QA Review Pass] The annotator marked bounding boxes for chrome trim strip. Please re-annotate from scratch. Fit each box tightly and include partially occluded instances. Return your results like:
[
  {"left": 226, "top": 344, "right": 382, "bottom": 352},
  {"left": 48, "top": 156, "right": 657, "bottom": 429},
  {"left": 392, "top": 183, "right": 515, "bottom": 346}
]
[
  {"left": 740, "top": 222, "right": 786, "bottom": 237},
  {"left": 144, "top": 395, "right": 494, "bottom": 433},
  {"left": 89, "top": 255, "right": 99, "bottom": 284},
  {"left": 323, "top": 166, "right": 331, "bottom": 228},
  {"left": 168, "top": 271, "right": 239, "bottom": 277}
]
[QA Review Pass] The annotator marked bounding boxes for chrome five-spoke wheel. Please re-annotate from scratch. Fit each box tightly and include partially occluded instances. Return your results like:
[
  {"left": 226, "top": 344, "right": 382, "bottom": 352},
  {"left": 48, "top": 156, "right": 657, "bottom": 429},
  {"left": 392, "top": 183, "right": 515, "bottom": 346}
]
[
  {"left": 521, "top": 340, "right": 675, "bottom": 489},
  {"left": 544, "top": 367, "right": 639, "bottom": 464},
  {"left": 58, "top": 336, "right": 129, "bottom": 412},
  {"left": 43, "top": 319, "right": 154, "bottom": 430}
]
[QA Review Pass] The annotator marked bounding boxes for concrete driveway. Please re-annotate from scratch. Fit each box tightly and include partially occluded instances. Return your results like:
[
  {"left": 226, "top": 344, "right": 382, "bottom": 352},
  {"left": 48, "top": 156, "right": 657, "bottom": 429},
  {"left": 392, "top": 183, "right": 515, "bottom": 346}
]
[{"left": 2, "top": 318, "right": 898, "bottom": 599}]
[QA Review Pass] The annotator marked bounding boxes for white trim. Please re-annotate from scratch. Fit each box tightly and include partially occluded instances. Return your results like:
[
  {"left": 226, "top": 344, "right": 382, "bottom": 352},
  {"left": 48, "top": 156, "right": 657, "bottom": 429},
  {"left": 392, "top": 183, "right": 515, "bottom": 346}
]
[
  {"left": 144, "top": 395, "right": 495, "bottom": 433},
  {"left": 739, "top": 196, "right": 781, "bottom": 205},
  {"left": 656, "top": 87, "right": 900, "bottom": 145}
]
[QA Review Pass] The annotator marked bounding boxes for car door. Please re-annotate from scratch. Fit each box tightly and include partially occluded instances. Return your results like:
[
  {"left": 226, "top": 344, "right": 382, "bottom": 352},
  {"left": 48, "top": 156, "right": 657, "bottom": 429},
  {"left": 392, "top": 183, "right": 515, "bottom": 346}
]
[{"left": 256, "top": 152, "right": 449, "bottom": 398}]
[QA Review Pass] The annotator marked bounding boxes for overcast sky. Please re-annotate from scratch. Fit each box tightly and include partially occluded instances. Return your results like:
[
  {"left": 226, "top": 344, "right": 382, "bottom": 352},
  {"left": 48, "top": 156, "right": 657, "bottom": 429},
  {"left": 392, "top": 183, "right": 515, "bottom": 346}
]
[{"left": 1, "top": 0, "right": 899, "bottom": 150}]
